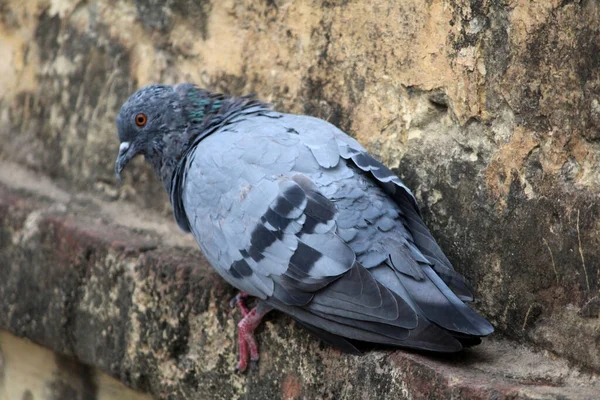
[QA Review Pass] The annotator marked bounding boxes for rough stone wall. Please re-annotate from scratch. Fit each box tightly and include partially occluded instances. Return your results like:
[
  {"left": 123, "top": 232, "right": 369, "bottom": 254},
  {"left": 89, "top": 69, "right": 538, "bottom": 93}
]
[{"left": 0, "top": 0, "right": 599, "bottom": 374}]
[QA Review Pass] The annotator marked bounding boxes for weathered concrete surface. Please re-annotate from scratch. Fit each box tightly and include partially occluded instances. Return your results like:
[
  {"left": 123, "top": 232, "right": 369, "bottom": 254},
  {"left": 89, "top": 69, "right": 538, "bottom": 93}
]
[
  {"left": 1, "top": 162, "right": 599, "bottom": 399},
  {"left": 0, "top": 0, "right": 599, "bottom": 390},
  {"left": 0, "top": 330, "right": 151, "bottom": 400}
]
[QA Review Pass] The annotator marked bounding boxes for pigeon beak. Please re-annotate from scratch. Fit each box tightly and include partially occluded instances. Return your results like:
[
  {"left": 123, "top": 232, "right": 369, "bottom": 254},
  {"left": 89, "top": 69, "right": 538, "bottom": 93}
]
[{"left": 115, "top": 141, "right": 136, "bottom": 183}]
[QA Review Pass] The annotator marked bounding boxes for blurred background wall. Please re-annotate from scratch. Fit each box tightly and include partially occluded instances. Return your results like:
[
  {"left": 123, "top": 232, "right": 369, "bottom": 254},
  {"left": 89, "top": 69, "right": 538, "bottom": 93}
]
[{"left": 0, "top": 0, "right": 599, "bottom": 398}]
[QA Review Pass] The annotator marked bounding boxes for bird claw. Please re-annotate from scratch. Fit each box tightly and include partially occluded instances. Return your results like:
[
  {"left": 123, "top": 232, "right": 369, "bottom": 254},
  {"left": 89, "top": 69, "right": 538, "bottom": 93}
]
[
  {"left": 234, "top": 305, "right": 267, "bottom": 373},
  {"left": 229, "top": 292, "right": 244, "bottom": 308},
  {"left": 230, "top": 292, "right": 250, "bottom": 316}
]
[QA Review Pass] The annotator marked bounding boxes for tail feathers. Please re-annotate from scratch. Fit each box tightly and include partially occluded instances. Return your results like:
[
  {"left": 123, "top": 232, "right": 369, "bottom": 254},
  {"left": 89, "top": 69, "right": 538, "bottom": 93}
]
[
  {"left": 429, "top": 261, "right": 475, "bottom": 302},
  {"left": 267, "top": 296, "right": 464, "bottom": 353},
  {"left": 309, "top": 309, "right": 411, "bottom": 341},
  {"left": 286, "top": 303, "right": 464, "bottom": 353},
  {"left": 402, "top": 317, "right": 463, "bottom": 352},
  {"left": 266, "top": 261, "right": 492, "bottom": 354},
  {"left": 394, "top": 265, "right": 493, "bottom": 336},
  {"left": 272, "top": 299, "right": 417, "bottom": 346},
  {"left": 295, "top": 320, "right": 363, "bottom": 355},
  {"left": 424, "top": 266, "right": 493, "bottom": 336},
  {"left": 296, "top": 314, "right": 469, "bottom": 354},
  {"left": 453, "top": 334, "right": 482, "bottom": 348}
]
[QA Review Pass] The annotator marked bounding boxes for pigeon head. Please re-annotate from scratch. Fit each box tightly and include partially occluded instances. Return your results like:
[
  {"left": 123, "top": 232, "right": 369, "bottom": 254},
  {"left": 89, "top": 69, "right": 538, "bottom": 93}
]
[
  {"left": 115, "top": 83, "right": 232, "bottom": 182},
  {"left": 115, "top": 84, "right": 185, "bottom": 181}
]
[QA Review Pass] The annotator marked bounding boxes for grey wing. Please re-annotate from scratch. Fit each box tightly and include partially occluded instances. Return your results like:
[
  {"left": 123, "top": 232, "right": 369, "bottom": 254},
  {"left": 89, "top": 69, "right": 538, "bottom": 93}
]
[
  {"left": 289, "top": 115, "right": 493, "bottom": 340},
  {"left": 182, "top": 112, "right": 492, "bottom": 353},
  {"left": 332, "top": 125, "right": 477, "bottom": 301},
  {"left": 233, "top": 173, "right": 442, "bottom": 349},
  {"left": 219, "top": 173, "right": 355, "bottom": 303},
  {"left": 209, "top": 169, "right": 420, "bottom": 333},
  {"left": 176, "top": 126, "right": 354, "bottom": 298},
  {"left": 181, "top": 120, "right": 426, "bottom": 347}
]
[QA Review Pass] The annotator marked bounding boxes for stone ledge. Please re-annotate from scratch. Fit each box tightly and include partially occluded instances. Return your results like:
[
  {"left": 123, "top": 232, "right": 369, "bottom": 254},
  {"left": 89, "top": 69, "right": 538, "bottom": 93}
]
[{"left": 0, "top": 165, "right": 599, "bottom": 400}]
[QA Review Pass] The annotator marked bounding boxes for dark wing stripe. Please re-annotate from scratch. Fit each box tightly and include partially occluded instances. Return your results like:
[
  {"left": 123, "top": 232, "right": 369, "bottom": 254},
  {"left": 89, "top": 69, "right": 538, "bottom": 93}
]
[
  {"left": 293, "top": 174, "right": 336, "bottom": 235},
  {"left": 247, "top": 224, "right": 278, "bottom": 261},
  {"left": 298, "top": 215, "right": 318, "bottom": 235},
  {"left": 298, "top": 198, "right": 335, "bottom": 235},
  {"left": 303, "top": 194, "right": 336, "bottom": 223},
  {"left": 231, "top": 259, "right": 253, "bottom": 277},
  {"left": 229, "top": 267, "right": 242, "bottom": 279},
  {"left": 288, "top": 241, "right": 322, "bottom": 275},
  {"left": 262, "top": 208, "right": 292, "bottom": 230},
  {"left": 271, "top": 196, "right": 302, "bottom": 219},
  {"left": 298, "top": 234, "right": 356, "bottom": 276},
  {"left": 281, "top": 181, "right": 307, "bottom": 208},
  {"left": 306, "top": 192, "right": 335, "bottom": 220},
  {"left": 239, "top": 249, "right": 250, "bottom": 258},
  {"left": 225, "top": 174, "right": 356, "bottom": 307}
]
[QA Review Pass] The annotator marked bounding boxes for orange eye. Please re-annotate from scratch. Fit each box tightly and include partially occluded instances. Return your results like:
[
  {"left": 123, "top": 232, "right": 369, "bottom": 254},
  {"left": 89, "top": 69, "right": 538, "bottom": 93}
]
[{"left": 135, "top": 113, "right": 147, "bottom": 127}]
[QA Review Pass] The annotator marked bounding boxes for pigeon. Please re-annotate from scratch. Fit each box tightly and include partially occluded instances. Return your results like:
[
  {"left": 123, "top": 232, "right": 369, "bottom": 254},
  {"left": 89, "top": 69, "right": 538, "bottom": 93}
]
[{"left": 114, "top": 83, "right": 494, "bottom": 372}]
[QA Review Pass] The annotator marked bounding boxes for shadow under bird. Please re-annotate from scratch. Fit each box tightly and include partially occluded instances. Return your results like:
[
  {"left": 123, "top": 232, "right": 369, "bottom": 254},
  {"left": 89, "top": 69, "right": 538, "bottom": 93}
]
[{"left": 114, "top": 84, "right": 494, "bottom": 372}]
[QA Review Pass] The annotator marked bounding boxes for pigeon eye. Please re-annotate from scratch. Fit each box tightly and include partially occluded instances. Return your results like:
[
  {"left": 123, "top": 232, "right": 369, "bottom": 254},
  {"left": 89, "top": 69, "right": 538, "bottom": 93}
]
[{"left": 135, "top": 113, "right": 147, "bottom": 127}]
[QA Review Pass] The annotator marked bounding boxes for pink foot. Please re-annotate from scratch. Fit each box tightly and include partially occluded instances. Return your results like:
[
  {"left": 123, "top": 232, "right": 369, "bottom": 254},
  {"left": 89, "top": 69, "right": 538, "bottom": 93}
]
[
  {"left": 230, "top": 292, "right": 251, "bottom": 316},
  {"left": 230, "top": 292, "right": 270, "bottom": 372}
]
